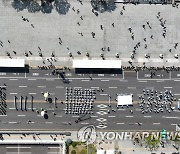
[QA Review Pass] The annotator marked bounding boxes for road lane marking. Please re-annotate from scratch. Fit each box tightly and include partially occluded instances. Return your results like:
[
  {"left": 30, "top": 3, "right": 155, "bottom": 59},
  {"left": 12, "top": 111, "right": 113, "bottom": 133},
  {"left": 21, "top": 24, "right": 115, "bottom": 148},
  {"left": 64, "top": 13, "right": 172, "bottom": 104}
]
[
  {"left": 9, "top": 122, "right": 17, "bottom": 124},
  {"left": 153, "top": 123, "right": 160, "bottom": 125},
  {"left": 55, "top": 86, "right": 64, "bottom": 88},
  {"left": 81, "top": 80, "right": 89, "bottom": 81},
  {"left": 109, "top": 87, "right": 117, "bottom": 88},
  {"left": 127, "top": 87, "right": 136, "bottom": 89},
  {"left": 45, "top": 122, "right": 53, "bottom": 124},
  {"left": 10, "top": 93, "right": 17, "bottom": 95},
  {"left": 0, "top": 115, "right": 7, "bottom": 116},
  {"left": 72, "top": 116, "right": 79, "bottom": 117},
  {"left": 126, "top": 116, "right": 134, "bottom": 118},
  {"left": 91, "top": 87, "right": 99, "bottom": 88},
  {"left": 17, "top": 115, "right": 26, "bottom": 117},
  {"left": 28, "top": 79, "right": 36, "bottom": 80},
  {"left": 117, "top": 123, "right": 124, "bottom": 124},
  {"left": 46, "top": 78, "right": 54, "bottom": 81},
  {"left": 144, "top": 116, "right": 151, "bottom": 118},
  {"left": 162, "top": 116, "right": 180, "bottom": 119},
  {"left": 164, "top": 87, "right": 172, "bottom": 88},
  {"left": 56, "top": 115, "right": 62, "bottom": 117},
  {"left": 9, "top": 79, "right": 18, "bottom": 80},
  {"left": 37, "top": 86, "right": 46, "bottom": 88},
  {"left": 108, "top": 116, "right": 115, "bottom": 117},
  {"left": 138, "top": 80, "right": 147, "bottom": 82},
  {"left": 101, "top": 80, "right": 109, "bottom": 81},
  {"left": 19, "top": 86, "right": 27, "bottom": 88},
  {"left": 118, "top": 109, "right": 125, "bottom": 111},
  {"left": 29, "top": 93, "right": 36, "bottom": 95},
  {"left": 91, "top": 116, "right": 98, "bottom": 117},
  {"left": 174, "top": 80, "right": 180, "bottom": 81}
]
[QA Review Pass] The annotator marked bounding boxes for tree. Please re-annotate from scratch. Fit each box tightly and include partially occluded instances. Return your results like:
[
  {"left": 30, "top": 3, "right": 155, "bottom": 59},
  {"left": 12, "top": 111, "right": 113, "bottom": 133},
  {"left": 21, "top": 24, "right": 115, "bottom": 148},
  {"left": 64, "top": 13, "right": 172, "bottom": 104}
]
[
  {"left": 90, "top": 0, "right": 116, "bottom": 13},
  {"left": 145, "top": 135, "right": 160, "bottom": 151},
  {"left": 41, "top": 0, "right": 53, "bottom": 14},
  {"left": 71, "top": 150, "right": 76, "bottom": 154},
  {"left": 72, "top": 141, "right": 78, "bottom": 148},
  {"left": 27, "top": 0, "right": 41, "bottom": 13},
  {"left": 12, "top": 0, "right": 30, "bottom": 12},
  {"left": 80, "top": 149, "right": 87, "bottom": 154},
  {"left": 54, "top": 0, "right": 71, "bottom": 15}
]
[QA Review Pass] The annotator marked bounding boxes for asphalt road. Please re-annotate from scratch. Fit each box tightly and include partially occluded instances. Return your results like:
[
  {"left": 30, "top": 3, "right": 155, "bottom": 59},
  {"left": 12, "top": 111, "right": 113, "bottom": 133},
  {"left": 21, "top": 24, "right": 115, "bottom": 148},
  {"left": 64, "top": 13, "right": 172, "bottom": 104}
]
[{"left": 0, "top": 69, "right": 180, "bottom": 132}]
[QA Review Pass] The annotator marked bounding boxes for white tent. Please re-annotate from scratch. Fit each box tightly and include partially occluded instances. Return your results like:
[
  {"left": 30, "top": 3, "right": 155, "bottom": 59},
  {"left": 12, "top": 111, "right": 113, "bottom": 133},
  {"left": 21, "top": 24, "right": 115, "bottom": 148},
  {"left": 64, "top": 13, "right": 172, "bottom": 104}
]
[
  {"left": 0, "top": 59, "right": 24, "bottom": 67},
  {"left": 117, "top": 95, "right": 133, "bottom": 106},
  {"left": 106, "top": 150, "right": 115, "bottom": 154},
  {"left": 73, "top": 60, "right": 121, "bottom": 69},
  {"left": 97, "top": 150, "right": 105, "bottom": 154}
]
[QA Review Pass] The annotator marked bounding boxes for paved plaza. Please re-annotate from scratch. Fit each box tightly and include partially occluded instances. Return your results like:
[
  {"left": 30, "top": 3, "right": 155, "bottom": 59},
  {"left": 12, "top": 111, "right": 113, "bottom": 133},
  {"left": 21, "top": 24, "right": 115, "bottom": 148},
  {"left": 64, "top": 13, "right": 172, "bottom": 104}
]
[{"left": 0, "top": 0, "right": 180, "bottom": 67}]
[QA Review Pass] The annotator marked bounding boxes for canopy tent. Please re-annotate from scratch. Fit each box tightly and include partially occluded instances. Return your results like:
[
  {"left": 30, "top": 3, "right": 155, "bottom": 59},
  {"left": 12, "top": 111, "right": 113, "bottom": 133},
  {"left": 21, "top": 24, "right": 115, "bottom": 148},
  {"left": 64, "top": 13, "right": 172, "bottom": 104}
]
[
  {"left": 72, "top": 60, "right": 121, "bottom": 69},
  {"left": 97, "top": 150, "right": 105, "bottom": 154},
  {"left": 0, "top": 59, "right": 24, "bottom": 67},
  {"left": 117, "top": 94, "right": 133, "bottom": 106},
  {"left": 106, "top": 150, "right": 115, "bottom": 154}
]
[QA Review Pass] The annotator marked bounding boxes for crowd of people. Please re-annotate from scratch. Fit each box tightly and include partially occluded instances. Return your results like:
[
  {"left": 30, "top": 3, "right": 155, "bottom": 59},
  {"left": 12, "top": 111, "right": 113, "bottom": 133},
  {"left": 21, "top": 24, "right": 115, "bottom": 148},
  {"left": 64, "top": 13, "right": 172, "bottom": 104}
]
[
  {"left": 65, "top": 87, "right": 95, "bottom": 115},
  {"left": 139, "top": 89, "right": 176, "bottom": 114}
]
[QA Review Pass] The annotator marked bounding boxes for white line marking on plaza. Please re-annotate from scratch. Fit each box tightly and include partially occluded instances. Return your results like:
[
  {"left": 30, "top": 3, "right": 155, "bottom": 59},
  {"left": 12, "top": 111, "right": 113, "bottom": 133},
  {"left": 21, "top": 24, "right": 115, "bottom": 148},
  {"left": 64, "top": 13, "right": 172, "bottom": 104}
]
[
  {"left": 9, "top": 79, "right": 18, "bottom": 80},
  {"left": 174, "top": 80, "right": 180, "bottom": 81},
  {"left": 6, "top": 147, "right": 31, "bottom": 148},
  {"left": 19, "top": 86, "right": 27, "bottom": 88},
  {"left": 10, "top": 93, "right": 17, "bottom": 95},
  {"left": 164, "top": 87, "right": 172, "bottom": 88},
  {"left": 91, "top": 116, "right": 98, "bottom": 118},
  {"left": 100, "top": 94, "right": 108, "bottom": 96},
  {"left": 0, "top": 73, "right": 6, "bottom": 75},
  {"left": 174, "top": 94, "right": 180, "bottom": 96},
  {"left": 109, "top": 87, "right": 117, "bottom": 88},
  {"left": 74, "top": 87, "right": 82, "bottom": 89},
  {"left": 17, "top": 115, "right": 26, "bottom": 117},
  {"left": 56, "top": 86, "right": 64, "bottom": 88},
  {"left": 156, "top": 80, "right": 164, "bottom": 82},
  {"left": 29, "top": 93, "right": 36, "bottom": 95},
  {"left": 28, "top": 79, "right": 36, "bottom": 80},
  {"left": 98, "top": 74, "right": 104, "bottom": 76},
  {"left": 49, "top": 93, "right": 55, "bottom": 95},
  {"left": 81, "top": 80, "right": 89, "bottom": 81},
  {"left": 144, "top": 116, "right": 151, "bottom": 118},
  {"left": 136, "top": 109, "right": 141, "bottom": 111},
  {"left": 108, "top": 116, "right": 115, "bottom": 117},
  {"left": 162, "top": 116, "right": 180, "bottom": 119},
  {"left": 9, "top": 108, "right": 15, "bottom": 110},
  {"left": 153, "top": 123, "right": 160, "bottom": 125},
  {"left": 0, "top": 115, "right": 7, "bottom": 116},
  {"left": 91, "top": 87, "right": 99, "bottom": 88},
  {"left": 37, "top": 86, "right": 46, "bottom": 88},
  {"left": 117, "top": 123, "right": 124, "bottom": 125},
  {"left": 101, "top": 80, "right": 109, "bottom": 81},
  {"left": 126, "top": 116, "right": 134, "bottom": 118},
  {"left": 138, "top": 80, "right": 147, "bottom": 82},
  {"left": 99, "top": 108, "right": 107, "bottom": 110}
]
